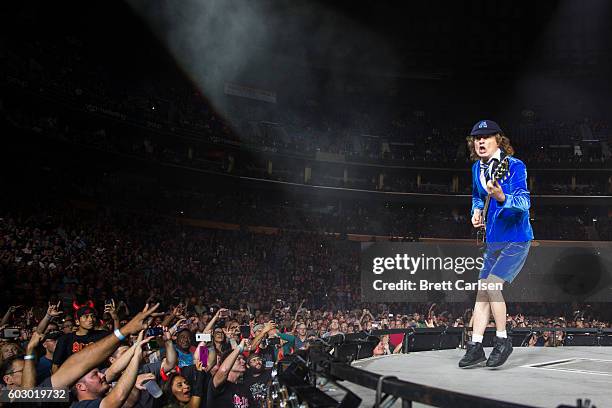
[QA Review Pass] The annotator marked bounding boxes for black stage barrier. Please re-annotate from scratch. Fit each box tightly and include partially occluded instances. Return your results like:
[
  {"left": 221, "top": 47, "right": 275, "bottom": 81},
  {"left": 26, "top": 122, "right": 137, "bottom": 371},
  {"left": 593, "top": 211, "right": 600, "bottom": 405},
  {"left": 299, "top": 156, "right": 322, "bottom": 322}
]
[
  {"left": 329, "top": 361, "right": 538, "bottom": 408},
  {"left": 333, "top": 327, "right": 612, "bottom": 358}
]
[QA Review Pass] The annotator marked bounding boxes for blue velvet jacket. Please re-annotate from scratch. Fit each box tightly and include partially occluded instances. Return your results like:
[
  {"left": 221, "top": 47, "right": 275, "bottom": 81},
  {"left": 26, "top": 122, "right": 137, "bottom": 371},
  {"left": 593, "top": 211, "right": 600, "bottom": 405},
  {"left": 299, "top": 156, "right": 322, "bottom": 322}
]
[{"left": 471, "top": 156, "right": 534, "bottom": 243}]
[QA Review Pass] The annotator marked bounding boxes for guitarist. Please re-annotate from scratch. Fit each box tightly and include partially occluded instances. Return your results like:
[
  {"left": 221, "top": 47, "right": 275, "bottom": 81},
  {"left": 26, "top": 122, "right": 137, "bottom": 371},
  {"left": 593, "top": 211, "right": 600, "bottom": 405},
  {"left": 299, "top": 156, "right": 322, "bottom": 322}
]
[{"left": 459, "top": 120, "right": 534, "bottom": 368}]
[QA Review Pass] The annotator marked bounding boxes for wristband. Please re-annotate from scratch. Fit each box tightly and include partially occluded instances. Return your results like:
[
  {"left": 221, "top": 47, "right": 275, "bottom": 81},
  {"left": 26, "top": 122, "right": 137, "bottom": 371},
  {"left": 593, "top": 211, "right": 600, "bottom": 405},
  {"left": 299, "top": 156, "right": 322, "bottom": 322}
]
[
  {"left": 24, "top": 354, "right": 36, "bottom": 360},
  {"left": 114, "top": 328, "right": 126, "bottom": 341}
]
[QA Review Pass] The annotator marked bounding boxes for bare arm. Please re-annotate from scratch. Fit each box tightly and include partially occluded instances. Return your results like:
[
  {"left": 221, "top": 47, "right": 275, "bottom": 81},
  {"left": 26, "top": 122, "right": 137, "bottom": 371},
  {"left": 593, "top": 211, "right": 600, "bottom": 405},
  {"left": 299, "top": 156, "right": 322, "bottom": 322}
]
[
  {"left": 100, "top": 336, "right": 147, "bottom": 408},
  {"left": 161, "top": 303, "right": 185, "bottom": 328},
  {"left": 22, "top": 332, "right": 45, "bottom": 388},
  {"left": 248, "top": 321, "right": 275, "bottom": 351},
  {"left": 1, "top": 305, "right": 19, "bottom": 326},
  {"left": 104, "top": 343, "right": 137, "bottom": 383},
  {"left": 212, "top": 338, "right": 247, "bottom": 388},
  {"left": 161, "top": 326, "right": 177, "bottom": 373},
  {"left": 104, "top": 300, "right": 120, "bottom": 331},
  {"left": 203, "top": 308, "right": 225, "bottom": 333},
  {"left": 36, "top": 301, "right": 63, "bottom": 334},
  {"left": 291, "top": 300, "right": 305, "bottom": 333}
]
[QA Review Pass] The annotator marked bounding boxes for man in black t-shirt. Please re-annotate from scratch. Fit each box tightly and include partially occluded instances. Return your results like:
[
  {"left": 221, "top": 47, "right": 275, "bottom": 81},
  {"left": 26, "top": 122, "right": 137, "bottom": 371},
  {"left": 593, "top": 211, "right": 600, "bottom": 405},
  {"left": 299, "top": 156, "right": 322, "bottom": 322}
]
[
  {"left": 52, "top": 305, "right": 108, "bottom": 372},
  {"left": 242, "top": 354, "right": 271, "bottom": 406},
  {"left": 207, "top": 339, "right": 251, "bottom": 408}
]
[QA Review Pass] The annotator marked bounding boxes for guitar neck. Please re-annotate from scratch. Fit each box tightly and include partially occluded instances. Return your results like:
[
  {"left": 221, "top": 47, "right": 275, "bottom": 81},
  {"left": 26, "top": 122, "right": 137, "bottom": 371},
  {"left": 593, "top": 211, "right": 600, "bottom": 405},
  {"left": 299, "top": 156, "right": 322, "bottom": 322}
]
[{"left": 482, "top": 194, "right": 492, "bottom": 223}]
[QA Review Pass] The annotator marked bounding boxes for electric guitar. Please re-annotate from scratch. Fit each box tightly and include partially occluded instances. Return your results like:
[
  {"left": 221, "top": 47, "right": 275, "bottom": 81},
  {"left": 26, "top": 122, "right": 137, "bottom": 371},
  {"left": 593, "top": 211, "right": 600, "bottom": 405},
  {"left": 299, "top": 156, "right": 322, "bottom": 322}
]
[{"left": 476, "top": 156, "right": 510, "bottom": 247}]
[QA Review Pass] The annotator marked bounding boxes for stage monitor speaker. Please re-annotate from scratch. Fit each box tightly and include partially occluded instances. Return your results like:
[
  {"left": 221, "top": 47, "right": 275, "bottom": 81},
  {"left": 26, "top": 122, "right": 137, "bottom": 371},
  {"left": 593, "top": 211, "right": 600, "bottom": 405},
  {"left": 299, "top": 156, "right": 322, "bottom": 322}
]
[{"left": 334, "top": 339, "right": 378, "bottom": 362}]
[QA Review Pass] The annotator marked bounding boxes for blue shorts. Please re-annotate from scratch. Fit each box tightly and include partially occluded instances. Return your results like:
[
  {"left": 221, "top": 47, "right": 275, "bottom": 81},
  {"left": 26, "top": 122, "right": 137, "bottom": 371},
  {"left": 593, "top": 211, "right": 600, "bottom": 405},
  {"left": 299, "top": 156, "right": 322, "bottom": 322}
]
[{"left": 479, "top": 241, "right": 531, "bottom": 283}]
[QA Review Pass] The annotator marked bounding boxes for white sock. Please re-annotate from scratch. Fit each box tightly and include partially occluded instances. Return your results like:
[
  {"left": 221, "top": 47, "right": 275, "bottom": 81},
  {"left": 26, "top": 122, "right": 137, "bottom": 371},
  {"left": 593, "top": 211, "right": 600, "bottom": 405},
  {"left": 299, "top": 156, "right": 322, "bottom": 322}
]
[
  {"left": 472, "top": 334, "right": 483, "bottom": 343},
  {"left": 496, "top": 330, "right": 507, "bottom": 338}
]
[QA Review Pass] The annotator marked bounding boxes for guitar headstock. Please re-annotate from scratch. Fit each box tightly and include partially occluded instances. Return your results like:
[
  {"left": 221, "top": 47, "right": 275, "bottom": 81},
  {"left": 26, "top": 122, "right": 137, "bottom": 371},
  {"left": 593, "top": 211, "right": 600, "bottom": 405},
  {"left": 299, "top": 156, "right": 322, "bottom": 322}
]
[{"left": 493, "top": 157, "right": 510, "bottom": 182}]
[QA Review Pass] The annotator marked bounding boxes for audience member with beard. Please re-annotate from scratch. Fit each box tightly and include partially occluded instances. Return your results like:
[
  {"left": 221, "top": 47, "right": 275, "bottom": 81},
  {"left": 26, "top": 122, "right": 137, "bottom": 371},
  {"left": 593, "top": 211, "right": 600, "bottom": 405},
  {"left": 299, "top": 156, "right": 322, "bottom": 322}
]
[{"left": 242, "top": 354, "right": 271, "bottom": 406}]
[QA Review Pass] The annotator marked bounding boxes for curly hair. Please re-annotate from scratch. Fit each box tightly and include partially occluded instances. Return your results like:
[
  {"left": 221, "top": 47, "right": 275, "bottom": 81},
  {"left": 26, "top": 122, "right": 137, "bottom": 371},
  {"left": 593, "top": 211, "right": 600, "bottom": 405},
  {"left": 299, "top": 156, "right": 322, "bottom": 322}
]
[{"left": 466, "top": 133, "right": 515, "bottom": 161}]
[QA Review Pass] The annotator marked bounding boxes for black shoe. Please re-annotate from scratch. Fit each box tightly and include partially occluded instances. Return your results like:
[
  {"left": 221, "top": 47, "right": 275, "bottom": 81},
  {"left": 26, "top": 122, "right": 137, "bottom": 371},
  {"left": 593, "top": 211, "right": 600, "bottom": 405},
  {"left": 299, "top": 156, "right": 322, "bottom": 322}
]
[
  {"left": 458, "top": 341, "right": 486, "bottom": 368},
  {"left": 486, "top": 336, "right": 513, "bottom": 367}
]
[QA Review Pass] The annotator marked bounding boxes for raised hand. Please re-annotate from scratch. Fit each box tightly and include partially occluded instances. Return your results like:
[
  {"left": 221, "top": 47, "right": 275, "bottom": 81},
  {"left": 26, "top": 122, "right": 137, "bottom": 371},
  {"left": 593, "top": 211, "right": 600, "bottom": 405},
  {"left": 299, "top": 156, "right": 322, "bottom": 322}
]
[
  {"left": 46, "top": 301, "right": 63, "bottom": 317},
  {"left": 121, "top": 303, "right": 161, "bottom": 336},
  {"left": 263, "top": 320, "right": 276, "bottom": 333},
  {"left": 169, "top": 318, "right": 187, "bottom": 336},
  {"left": 172, "top": 304, "right": 186, "bottom": 318},
  {"left": 104, "top": 299, "right": 119, "bottom": 320},
  {"left": 133, "top": 332, "right": 154, "bottom": 361},
  {"left": 135, "top": 373, "right": 156, "bottom": 390},
  {"left": 195, "top": 359, "right": 205, "bottom": 372},
  {"left": 26, "top": 331, "right": 45, "bottom": 354},
  {"left": 238, "top": 337, "right": 250, "bottom": 351},
  {"left": 8, "top": 305, "right": 23, "bottom": 314}
]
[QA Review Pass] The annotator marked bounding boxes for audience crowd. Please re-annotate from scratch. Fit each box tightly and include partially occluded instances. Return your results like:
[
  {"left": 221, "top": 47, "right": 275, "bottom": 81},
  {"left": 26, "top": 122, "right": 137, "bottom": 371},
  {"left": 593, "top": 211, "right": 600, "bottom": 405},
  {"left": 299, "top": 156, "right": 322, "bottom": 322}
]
[{"left": 0, "top": 208, "right": 610, "bottom": 407}]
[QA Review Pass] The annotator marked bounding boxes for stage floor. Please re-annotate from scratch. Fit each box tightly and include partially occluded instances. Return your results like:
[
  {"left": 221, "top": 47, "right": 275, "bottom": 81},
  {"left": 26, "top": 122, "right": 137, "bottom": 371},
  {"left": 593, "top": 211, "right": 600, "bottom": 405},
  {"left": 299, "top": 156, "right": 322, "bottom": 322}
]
[{"left": 326, "top": 347, "right": 611, "bottom": 408}]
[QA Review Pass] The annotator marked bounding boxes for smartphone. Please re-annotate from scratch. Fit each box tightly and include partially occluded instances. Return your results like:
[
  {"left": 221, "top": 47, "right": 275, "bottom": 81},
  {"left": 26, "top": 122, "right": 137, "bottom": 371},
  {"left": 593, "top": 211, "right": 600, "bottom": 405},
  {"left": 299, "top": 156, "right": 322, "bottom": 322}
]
[
  {"left": 240, "top": 325, "right": 250, "bottom": 339},
  {"left": 198, "top": 346, "right": 209, "bottom": 363},
  {"left": 265, "top": 360, "right": 274, "bottom": 368},
  {"left": 146, "top": 327, "right": 164, "bottom": 337},
  {"left": 196, "top": 333, "right": 212, "bottom": 342},
  {"left": 105, "top": 299, "right": 113, "bottom": 306},
  {"left": 146, "top": 339, "right": 159, "bottom": 351},
  {"left": 2, "top": 328, "right": 20, "bottom": 339}
]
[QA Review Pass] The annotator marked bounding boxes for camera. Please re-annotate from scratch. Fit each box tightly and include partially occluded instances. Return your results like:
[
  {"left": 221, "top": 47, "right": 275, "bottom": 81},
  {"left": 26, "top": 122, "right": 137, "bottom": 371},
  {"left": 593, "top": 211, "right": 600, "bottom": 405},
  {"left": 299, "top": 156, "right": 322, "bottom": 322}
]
[
  {"left": 146, "top": 327, "right": 164, "bottom": 337},
  {"left": 267, "top": 337, "right": 281, "bottom": 346},
  {"left": 196, "top": 333, "right": 212, "bottom": 342},
  {"left": 145, "top": 339, "right": 160, "bottom": 351},
  {"left": 2, "top": 328, "right": 20, "bottom": 339}
]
